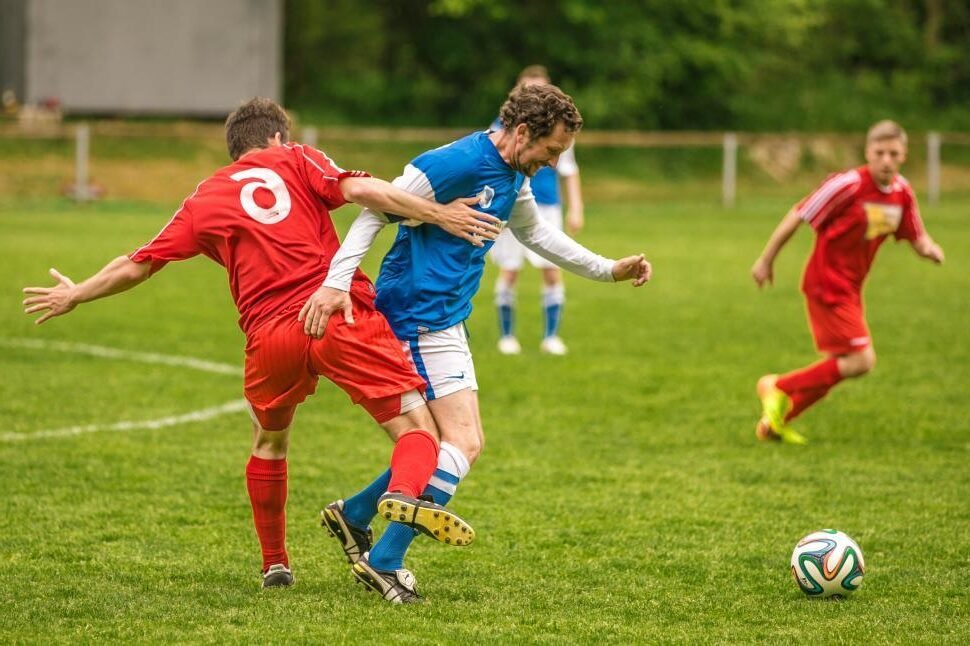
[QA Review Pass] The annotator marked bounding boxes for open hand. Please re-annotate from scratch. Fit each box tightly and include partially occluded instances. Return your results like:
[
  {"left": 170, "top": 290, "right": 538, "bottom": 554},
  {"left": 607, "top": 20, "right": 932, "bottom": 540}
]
[
  {"left": 436, "top": 196, "right": 503, "bottom": 247},
  {"left": 298, "top": 285, "right": 354, "bottom": 338},
  {"left": 22, "top": 268, "right": 78, "bottom": 325}
]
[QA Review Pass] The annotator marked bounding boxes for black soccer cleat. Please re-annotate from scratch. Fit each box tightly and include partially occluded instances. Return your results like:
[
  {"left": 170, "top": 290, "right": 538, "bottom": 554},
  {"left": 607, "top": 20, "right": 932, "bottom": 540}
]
[
  {"left": 352, "top": 552, "right": 422, "bottom": 604},
  {"left": 261, "top": 563, "right": 294, "bottom": 589},
  {"left": 321, "top": 499, "right": 373, "bottom": 564},
  {"left": 376, "top": 492, "right": 475, "bottom": 546}
]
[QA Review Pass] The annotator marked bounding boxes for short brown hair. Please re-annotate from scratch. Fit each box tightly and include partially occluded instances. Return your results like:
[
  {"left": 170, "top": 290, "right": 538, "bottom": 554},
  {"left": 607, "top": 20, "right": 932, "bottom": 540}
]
[
  {"left": 498, "top": 84, "right": 583, "bottom": 139},
  {"left": 225, "top": 97, "right": 291, "bottom": 161},
  {"left": 517, "top": 64, "right": 550, "bottom": 85},
  {"left": 866, "top": 120, "right": 907, "bottom": 147}
]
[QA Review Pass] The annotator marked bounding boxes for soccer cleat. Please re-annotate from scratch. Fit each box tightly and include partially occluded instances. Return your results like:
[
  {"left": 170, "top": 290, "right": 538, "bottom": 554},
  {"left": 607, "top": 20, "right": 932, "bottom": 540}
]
[
  {"left": 352, "top": 552, "right": 422, "bottom": 604},
  {"left": 321, "top": 500, "right": 373, "bottom": 564},
  {"left": 755, "top": 417, "right": 781, "bottom": 442},
  {"left": 497, "top": 335, "right": 522, "bottom": 355},
  {"left": 757, "top": 374, "right": 791, "bottom": 431},
  {"left": 756, "top": 375, "right": 808, "bottom": 444},
  {"left": 376, "top": 492, "right": 475, "bottom": 546},
  {"left": 539, "top": 335, "right": 568, "bottom": 355},
  {"left": 261, "top": 563, "right": 294, "bottom": 589}
]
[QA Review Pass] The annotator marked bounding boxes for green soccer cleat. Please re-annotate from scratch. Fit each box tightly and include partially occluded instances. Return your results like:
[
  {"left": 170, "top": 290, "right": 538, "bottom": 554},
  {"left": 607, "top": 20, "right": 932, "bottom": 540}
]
[
  {"left": 321, "top": 500, "right": 373, "bottom": 564},
  {"left": 376, "top": 492, "right": 475, "bottom": 546}
]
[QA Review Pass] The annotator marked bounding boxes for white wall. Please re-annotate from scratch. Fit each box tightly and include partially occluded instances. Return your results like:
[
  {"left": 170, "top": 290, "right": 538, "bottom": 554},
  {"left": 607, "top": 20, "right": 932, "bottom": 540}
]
[{"left": 24, "top": 0, "right": 282, "bottom": 115}]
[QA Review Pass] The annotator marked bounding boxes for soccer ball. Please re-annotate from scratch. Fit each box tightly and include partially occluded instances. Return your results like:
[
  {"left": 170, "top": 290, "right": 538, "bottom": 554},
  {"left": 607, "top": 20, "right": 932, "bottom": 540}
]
[{"left": 790, "top": 529, "right": 865, "bottom": 598}]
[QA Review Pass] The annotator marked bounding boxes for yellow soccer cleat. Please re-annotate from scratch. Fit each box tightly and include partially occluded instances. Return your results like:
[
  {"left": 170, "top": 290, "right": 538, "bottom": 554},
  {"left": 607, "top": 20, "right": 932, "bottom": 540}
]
[{"left": 755, "top": 375, "right": 808, "bottom": 445}]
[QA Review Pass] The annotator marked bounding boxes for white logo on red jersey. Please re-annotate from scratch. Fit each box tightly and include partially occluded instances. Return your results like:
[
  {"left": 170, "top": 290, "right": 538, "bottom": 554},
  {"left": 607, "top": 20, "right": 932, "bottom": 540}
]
[{"left": 230, "top": 168, "right": 292, "bottom": 224}]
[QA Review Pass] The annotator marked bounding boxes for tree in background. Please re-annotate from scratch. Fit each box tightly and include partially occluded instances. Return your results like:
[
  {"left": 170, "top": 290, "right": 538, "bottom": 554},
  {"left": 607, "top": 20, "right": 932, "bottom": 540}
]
[{"left": 284, "top": 0, "right": 970, "bottom": 131}]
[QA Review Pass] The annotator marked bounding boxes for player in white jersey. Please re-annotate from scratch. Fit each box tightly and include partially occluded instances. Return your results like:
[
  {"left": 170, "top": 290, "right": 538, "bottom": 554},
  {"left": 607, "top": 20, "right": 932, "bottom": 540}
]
[
  {"left": 300, "top": 83, "right": 651, "bottom": 603},
  {"left": 489, "top": 65, "right": 586, "bottom": 355}
]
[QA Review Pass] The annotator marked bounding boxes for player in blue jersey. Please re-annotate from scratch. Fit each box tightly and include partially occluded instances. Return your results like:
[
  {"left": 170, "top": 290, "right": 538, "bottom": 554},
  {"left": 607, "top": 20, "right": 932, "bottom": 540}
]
[
  {"left": 489, "top": 65, "right": 585, "bottom": 355},
  {"left": 302, "top": 83, "right": 651, "bottom": 603}
]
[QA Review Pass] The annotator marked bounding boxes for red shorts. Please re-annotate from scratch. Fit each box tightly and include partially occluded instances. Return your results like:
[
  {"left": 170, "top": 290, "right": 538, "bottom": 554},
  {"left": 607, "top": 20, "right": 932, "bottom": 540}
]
[
  {"left": 805, "top": 296, "right": 871, "bottom": 355},
  {"left": 244, "top": 285, "right": 426, "bottom": 430}
]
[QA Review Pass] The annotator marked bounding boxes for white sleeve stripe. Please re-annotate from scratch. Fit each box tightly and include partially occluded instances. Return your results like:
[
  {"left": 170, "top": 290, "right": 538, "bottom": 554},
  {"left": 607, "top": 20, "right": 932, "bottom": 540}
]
[
  {"left": 799, "top": 171, "right": 859, "bottom": 223},
  {"left": 130, "top": 179, "right": 205, "bottom": 258},
  {"left": 807, "top": 182, "right": 856, "bottom": 228},
  {"left": 295, "top": 143, "right": 342, "bottom": 181}
]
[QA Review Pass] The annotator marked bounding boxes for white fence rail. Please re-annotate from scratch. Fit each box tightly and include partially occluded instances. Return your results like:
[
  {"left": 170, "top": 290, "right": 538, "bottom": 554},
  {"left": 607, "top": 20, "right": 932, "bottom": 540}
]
[{"left": 2, "top": 123, "right": 967, "bottom": 206}]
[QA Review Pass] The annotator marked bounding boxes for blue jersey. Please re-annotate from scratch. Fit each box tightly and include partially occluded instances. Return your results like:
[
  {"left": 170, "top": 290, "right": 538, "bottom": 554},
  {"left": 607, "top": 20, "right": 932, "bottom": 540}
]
[
  {"left": 530, "top": 167, "right": 560, "bottom": 206},
  {"left": 376, "top": 131, "right": 527, "bottom": 339}
]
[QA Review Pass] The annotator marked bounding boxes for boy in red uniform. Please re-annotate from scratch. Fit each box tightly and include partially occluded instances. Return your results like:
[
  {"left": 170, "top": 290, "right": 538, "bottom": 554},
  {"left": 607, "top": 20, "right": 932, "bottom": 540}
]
[
  {"left": 751, "top": 120, "right": 944, "bottom": 443},
  {"left": 22, "top": 98, "right": 501, "bottom": 589}
]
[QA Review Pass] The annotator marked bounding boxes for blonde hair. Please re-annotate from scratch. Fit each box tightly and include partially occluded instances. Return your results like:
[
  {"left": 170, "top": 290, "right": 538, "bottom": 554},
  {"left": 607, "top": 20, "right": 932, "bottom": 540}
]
[{"left": 866, "top": 120, "right": 907, "bottom": 147}]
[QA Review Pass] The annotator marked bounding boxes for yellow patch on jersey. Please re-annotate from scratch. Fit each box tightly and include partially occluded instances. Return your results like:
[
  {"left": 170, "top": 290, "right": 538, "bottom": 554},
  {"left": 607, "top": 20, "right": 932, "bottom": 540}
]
[{"left": 863, "top": 202, "right": 902, "bottom": 240}]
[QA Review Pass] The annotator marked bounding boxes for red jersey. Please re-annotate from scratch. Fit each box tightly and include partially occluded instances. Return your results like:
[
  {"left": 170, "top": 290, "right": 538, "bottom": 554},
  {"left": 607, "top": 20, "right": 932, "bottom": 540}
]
[
  {"left": 130, "top": 144, "right": 370, "bottom": 334},
  {"left": 797, "top": 166, "right": 925, "bottom": 302}
]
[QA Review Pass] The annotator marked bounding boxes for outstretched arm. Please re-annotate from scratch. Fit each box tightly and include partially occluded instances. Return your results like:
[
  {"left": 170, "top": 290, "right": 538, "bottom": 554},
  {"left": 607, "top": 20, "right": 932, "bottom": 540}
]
[
  {"left": 751, "top": 209, "right": 802, "bottom": 288},
  {"left": 508, "top": 196, "right": 650, "bottom": 287},
  {"left": 910, "top": 234, "right": 944, "bottom": 264},
  {"left": 339, "top": 176, "right": 500, "bottom": 247},
  {"left": 22, "top": 256, "right": 151, "bottom": 325}
]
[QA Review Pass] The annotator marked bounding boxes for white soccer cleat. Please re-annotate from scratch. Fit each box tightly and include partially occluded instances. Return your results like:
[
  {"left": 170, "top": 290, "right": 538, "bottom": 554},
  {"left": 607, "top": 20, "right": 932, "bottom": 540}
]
[
  {"left": 497, "top": 335, "right": 522, "bottom": 355},
  {"left": 539, "top": 335, "right": 568, "bottom": 355}
]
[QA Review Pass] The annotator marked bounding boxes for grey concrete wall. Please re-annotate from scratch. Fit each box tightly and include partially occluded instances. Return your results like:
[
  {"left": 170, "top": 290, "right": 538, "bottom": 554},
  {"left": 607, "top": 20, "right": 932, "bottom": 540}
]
[
  {"left": 1, "top": 0, "right": 27, "bottom": 102},
  {"left": 24, "top": 0, "right": 282, "bottom": 115}
]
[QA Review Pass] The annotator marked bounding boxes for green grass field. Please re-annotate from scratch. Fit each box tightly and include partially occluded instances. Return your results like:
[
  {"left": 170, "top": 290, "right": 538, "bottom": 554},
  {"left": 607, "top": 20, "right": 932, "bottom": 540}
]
[{"left": 1, "top": 169, "right": 968, "bottom": 641}]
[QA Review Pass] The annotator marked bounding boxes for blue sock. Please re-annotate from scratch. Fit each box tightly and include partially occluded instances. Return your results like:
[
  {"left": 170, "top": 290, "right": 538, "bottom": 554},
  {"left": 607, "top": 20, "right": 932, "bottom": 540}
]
[
  {"left": 499, "top": 305, "right": 514, "bottom": 337},
  {"left": 541, "top": 284, "right": 565, "bottom": 338},
  {"left": 342, "top": 469, "right": 391, "bottom": 529},
  {"left": 495, "top": 279, "right": 516, "bottom": 337},
  {"left": 368, "top": 481, "right": 452, "bottom": 571},
  {"left": 368, "top": 443, "right": 469, "bottom": 572},
  {"left": 543, "top": 303, "right": 562, "bottom": 338}
]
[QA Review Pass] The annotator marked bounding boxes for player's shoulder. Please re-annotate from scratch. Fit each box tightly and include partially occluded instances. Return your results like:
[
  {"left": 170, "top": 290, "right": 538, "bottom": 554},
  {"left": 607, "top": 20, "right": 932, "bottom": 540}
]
[
  {"left": 892, "top": 173, "right": 914, "bottom": 193},
  {"left": 412, "top": 132, "right": 490, "bottom": 182}
]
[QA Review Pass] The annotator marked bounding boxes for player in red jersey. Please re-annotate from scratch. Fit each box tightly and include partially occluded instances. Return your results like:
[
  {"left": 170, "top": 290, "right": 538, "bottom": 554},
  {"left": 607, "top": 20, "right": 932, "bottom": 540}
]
[
  {"left": 21, "top": 98, "right": 502, "bottom": 589},
  {"left": 751, "top": 120, "right": 944, "bottom": 444}
]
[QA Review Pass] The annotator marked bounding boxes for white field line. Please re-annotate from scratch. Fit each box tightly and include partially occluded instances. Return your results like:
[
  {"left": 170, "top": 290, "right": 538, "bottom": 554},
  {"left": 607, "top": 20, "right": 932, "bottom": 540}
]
[
  {"left": 0, "top": 337, "right": 245, "bottom": 442},
  {"left": 0, "top": 337, "right": 242, "bottom": 376},
  {"left": 0, "top": 400, "right": 249, "bottom": 442}
]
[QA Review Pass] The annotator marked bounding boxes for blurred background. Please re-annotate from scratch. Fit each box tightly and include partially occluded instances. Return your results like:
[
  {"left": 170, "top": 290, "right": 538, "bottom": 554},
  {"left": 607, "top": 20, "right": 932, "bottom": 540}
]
[{"left": 1, "top": 0, "right": 969, "bottom": 203}]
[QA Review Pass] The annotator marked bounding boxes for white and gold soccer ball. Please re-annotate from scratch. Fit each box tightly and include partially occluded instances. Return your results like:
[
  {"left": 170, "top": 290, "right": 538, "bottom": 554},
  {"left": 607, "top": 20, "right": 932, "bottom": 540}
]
[{"left": 790, "top": 529, "right": 865, "bottom": 598}]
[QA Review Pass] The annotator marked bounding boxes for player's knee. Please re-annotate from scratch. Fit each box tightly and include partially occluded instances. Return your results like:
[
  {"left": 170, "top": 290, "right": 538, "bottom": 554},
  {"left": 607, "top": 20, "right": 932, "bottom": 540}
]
[
  {"left": 252, "top": 426, "right": 290, "bottom": 459},
  {"left": 842, "top": 349, "right": 876, "bottom": 377},
  {"left": 445, "top": 434, "right": 481, "bottom": 465}
]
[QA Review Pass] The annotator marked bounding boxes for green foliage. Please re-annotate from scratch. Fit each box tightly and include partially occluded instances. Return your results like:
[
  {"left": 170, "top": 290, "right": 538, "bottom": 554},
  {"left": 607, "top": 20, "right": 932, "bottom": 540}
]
[
  {"left": 1, "top": 188, "right": 969, "bottom": 641},
  {"left": 285, "top": 0, "right": 970, "bottom": 131}
]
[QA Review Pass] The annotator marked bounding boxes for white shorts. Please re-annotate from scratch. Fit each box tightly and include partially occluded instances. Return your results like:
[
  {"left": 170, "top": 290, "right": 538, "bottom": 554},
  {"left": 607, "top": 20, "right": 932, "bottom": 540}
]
[
  {"left": 489, "top": 204, "right": 562, "bottom": 271},
  {"left": 401, "top": 323, "right": 478, "bottom": 401}
]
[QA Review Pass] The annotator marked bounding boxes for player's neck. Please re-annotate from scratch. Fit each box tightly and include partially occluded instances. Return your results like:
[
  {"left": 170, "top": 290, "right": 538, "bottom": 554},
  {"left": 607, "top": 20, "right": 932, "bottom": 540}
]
[{"left": 489, "top": 129, "right": 515, "bottom": 167}]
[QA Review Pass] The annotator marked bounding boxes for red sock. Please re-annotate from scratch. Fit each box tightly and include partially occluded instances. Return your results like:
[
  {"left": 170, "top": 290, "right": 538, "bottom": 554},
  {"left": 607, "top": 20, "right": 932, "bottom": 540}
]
[
  {"left": 776, "top": 358, "right": 842, "bottom": 423},
  {"left": 387, "top": 429, "right": 439, "bottom": 498},
  {"left": 246, "top": 455, "right": 288, "bottom": 572},
  {"left": 786, "top": 386, "right": 832, "bottom": 422},
  {"left": 776, "top": 358, "right": 842, "bottom": 396}
]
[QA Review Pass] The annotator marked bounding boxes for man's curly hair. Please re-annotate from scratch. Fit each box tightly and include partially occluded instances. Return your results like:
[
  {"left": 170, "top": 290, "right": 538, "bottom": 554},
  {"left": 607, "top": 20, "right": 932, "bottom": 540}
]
[
  {"left": 498, "top": 84, "right": 583, "bottom": 139},
  {"left": 225, "top": 97, "right": 291, "bottom": 161}
]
